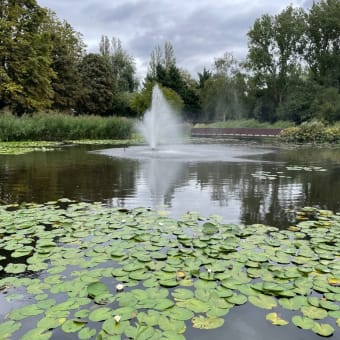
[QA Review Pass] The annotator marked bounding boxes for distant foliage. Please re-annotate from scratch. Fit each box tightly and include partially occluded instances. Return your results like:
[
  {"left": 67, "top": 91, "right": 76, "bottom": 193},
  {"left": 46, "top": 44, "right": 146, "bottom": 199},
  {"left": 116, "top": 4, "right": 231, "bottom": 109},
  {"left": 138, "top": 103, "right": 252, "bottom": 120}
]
[
  {"left": 0, "top": 113, "right": 133, "bottom": 141},
  {"left": 279, "top": 120, "right": 340, "bottom": 143}
]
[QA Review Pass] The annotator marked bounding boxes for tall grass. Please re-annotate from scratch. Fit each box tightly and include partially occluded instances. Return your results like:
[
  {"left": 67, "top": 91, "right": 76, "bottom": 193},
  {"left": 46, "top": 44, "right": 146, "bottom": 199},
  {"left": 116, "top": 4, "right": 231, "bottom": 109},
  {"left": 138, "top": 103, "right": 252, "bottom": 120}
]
[
  {"left": 194, "top": 119, "right": 294, "bottom": 129},
  {"left": 0, "top": 113, "right": 134, "bottom": 141}
]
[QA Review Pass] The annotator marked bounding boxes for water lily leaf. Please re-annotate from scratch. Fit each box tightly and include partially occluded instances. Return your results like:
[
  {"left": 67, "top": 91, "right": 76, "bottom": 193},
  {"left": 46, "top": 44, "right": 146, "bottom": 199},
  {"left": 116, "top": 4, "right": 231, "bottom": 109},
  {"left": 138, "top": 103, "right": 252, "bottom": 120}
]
[
  {"left": 265, "top": 312, "right": 289, "bottom": 326},
  {"left": 292, "top": 315, "right": 315, "bottom": 329},
  {"left": 102, "top": 319, "right": 129, "bottom": 335},
  {"left": 202, "top": 222, "right": 219, "bottom": 235},
  {"left": 159, "top": 279, "right": 178, "bottom": 288},
  {"left": 153, "top": 298, "right": 174, "bottom": 310},
  {"left": 172, "top": 288, "right": 194, "bottom": 300},
  {"left": 249, "top": 294, "right": 277, "bottom": 310},
  {"left": 8, "top": 304, "right": 43, "bottom": 320},
  {"left": 301, "top": 306, "right": 328, "bottom": 319},
  {"left": 0, "top": 321, "right": 21, "bottom": 339},
  {"left": 87, "top": 281, "right": 109, "bottom": 298},
  {"left": 177, "top": 298, "right": 210, "bottom": 313},
  {"left": 167, "top": 307, "right": 194, "bottom": 321},
  {"left": 37, "top": 317, "right": 65, "bottom": 330},
  {"left": 319, "top": 300, "right": 339, "bottom": 311},
  {"left": 61, "top": 319, "right": 87, "bottom": 333},
  {"left": 78, "top": 326, "right": 97, "bottom": 340},
  {"left": 4, "top": 263, "right": 27, "bottom": 274},
  {"left": 311, "top": 322, "right": 335, "bottom": 337},
  {"left": 279, "top": 296, "right": 307, "bottom": 310},
  {"left": 88, "top": 307, "right": 113, "bottom": 322},
  {"left": 192, "top": 316, "right": 224, "bottom": 329},
  {"left": 226, "top": 293, "right": 247, "bottom": 305},
  {"left": 21, "top": 328, "right": 52, "bottom": 340}
]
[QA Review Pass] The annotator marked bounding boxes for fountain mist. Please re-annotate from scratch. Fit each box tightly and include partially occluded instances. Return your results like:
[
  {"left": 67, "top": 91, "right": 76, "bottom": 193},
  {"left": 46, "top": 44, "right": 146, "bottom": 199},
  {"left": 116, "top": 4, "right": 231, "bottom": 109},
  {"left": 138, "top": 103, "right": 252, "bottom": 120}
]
[{"left": 137, "top": 85, "right": 183, "bottom": 149}]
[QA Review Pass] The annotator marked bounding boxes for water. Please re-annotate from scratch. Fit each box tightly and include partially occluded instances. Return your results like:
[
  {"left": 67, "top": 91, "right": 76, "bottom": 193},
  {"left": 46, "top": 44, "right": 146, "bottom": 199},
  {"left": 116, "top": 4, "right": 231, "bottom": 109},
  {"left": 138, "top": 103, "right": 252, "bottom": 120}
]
[
  {"left": 137, "top": 85, "right": 183, "bottom": 148},
  {"left": 0, "top": 142, "right": 340, "bottom": 228}
]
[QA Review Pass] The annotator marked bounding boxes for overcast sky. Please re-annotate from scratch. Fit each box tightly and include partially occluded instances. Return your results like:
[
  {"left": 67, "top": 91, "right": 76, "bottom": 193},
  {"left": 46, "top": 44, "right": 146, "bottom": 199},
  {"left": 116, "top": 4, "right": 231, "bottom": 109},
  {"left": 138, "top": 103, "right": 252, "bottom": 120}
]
[{"left": 38, "top": 0, "right": 314, "bottom": 79}]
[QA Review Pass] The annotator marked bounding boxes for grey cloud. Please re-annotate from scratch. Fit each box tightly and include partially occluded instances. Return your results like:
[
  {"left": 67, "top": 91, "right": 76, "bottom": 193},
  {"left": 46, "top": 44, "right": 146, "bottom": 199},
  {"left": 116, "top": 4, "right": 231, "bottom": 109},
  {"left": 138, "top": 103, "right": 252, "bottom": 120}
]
[{"left": 38, "top": 0, "right": 315, "bottom": 78}]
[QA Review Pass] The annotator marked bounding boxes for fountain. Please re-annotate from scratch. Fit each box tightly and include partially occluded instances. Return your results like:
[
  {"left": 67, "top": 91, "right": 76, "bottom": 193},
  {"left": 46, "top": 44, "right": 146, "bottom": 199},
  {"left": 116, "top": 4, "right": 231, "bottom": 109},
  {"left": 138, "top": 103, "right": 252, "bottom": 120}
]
[{"left": 137, "top": 84, "right": 183, "bottom": 149}]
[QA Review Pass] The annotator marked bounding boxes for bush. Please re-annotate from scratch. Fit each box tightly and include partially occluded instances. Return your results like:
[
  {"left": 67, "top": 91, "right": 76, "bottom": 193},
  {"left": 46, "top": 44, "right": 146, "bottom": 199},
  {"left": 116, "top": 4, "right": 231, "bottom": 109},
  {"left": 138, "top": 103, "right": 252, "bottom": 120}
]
[{"left": 279, "top": 120, "right": 340, "bottom": 143}]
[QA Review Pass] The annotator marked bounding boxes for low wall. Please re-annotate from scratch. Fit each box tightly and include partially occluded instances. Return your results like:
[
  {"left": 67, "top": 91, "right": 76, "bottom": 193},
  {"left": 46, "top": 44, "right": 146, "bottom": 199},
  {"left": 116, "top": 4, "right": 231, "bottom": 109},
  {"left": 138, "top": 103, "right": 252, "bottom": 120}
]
[{"left": 191, "top": 127, "right": 282, "bottom": 137}]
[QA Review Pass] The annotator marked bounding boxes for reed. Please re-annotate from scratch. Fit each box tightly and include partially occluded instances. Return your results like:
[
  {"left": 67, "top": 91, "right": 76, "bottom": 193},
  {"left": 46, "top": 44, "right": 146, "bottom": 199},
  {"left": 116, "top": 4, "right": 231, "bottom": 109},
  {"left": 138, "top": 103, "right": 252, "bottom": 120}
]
[{"left": 0, "top": 113, "right": 134, "bottom": 141}]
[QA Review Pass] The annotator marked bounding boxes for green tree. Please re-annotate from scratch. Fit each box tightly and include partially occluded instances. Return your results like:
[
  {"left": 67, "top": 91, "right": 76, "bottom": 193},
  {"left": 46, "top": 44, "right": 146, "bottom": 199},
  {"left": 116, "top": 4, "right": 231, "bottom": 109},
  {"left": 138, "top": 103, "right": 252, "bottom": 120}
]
[
  {"left": 99, "top": 36, "right": 138, "bottom": 116},
  {"left": 306, "top": 0, "right": 340, "bottom": 89},
  {"left": 246, "top": 6, "right": 306, "bottom": 121},
  {"left": 130, "top": 81, "right": 183, "bottom": 117},
  {"left": 200, "top": 53, "right": 248, "bottom": 121},
  {"left": 146, "top": 42, "right": 200, "bottom": 120},
  {"left": 0, "top": 0, "right": 55, "bottom": 113},
  {"left": 77, "top": 53, "right": 114, "bottom": 115},
  {"left": 46, "top": 11, "right": 85, "bottom": 112}
]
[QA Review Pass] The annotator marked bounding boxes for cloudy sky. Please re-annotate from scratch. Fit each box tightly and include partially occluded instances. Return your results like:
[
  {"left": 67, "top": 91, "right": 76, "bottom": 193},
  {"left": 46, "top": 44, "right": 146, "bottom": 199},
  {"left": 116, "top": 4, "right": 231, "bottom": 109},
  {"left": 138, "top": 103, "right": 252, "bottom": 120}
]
[{"left": 38, "top": 0, "right": 314, "bottom": 79}]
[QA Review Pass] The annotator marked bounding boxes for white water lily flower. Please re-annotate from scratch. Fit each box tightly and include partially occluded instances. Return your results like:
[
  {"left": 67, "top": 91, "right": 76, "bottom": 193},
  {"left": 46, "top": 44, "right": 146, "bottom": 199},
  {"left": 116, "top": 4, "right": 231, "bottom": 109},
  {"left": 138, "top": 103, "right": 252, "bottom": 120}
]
[
  {"left": 116, "top": 283, "right": 124, "bottom": 291},
  {"left": 114, "top": 315, "right": 121, "bottom": 323}
]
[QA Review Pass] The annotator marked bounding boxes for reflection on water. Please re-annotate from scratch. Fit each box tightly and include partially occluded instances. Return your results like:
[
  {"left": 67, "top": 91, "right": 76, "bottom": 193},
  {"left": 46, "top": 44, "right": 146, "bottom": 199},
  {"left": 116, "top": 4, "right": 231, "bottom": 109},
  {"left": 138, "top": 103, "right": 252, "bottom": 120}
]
[{"left": 0, "top": 143, "right": 340, "bottom": 228}]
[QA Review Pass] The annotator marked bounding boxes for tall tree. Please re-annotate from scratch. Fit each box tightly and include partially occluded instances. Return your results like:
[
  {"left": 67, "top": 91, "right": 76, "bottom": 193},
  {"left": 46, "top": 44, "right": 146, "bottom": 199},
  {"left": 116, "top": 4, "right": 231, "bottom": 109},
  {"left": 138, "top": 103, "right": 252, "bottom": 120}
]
[
  {"left": 246, "top": 6, "right": 306, "bottom": 121},
  {"left": 306, "top": 0, "right": 340, "bottom": 89},
  {"left": 0, "top": 0, "right": 55, "bottom": 113},
  {"left": 46, "top": 11, "right": 85, "bottom": 112},
  {"left": 200, "top": 53, "right": 247, "bottom": 121},
  {"left": 77, "top": 54, "right": 114, "bottom": 115},
  {"left": 146, "top": 42, "right": 200, "bottom": 120}
]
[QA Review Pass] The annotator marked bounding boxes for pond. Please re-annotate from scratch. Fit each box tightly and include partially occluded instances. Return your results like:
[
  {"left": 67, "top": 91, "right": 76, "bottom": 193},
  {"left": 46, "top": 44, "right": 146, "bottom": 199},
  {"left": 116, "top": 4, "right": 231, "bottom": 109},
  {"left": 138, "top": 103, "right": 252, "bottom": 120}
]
[
  {"left": 0, "top": 140, "right": 339, "bottom": 340},
  {"left": 1, "top": 140, "right": 340, "bottom": 227}
]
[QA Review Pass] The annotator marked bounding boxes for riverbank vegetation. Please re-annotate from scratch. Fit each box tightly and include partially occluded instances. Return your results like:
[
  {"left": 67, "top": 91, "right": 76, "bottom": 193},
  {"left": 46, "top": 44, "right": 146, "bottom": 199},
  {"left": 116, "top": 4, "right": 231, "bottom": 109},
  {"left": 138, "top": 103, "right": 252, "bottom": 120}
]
[
  {"left": 0, "top": 0, "right": 339, "bottom": 128},
  {"left": 0, "top": 113, "right": 133, "bottom": 141}
]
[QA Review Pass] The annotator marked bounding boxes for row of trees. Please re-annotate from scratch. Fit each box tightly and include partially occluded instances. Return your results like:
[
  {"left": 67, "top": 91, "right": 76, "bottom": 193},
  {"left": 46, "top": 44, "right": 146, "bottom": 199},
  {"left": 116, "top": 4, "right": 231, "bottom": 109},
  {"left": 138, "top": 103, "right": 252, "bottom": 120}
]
[{"left": 1, "top": 0, "right": 339, "bottom": 124}]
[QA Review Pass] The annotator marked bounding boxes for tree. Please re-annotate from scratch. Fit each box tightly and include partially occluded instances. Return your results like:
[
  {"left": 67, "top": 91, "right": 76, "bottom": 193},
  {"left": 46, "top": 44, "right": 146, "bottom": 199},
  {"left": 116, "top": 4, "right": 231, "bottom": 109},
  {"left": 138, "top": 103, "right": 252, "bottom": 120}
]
[
  {"left": 306, "top": 0, "right": 340, "bottom": 89},
  {"left": 77, "top": 54, "right": 115, "bottom": 115},
  {"left": 0, "top": 0, "right": 55, "bottom": 113},
  {"left": 130, "top": 81, "right": 183, "bottom": 117},
  {"left": 200, "top": 53, "right": 248, "bottom": 121},
  {"left": 46, "top": 11, "right": 85, "bottom": 112},
  {"left": 246, "top": 6, "right": 306, "bottom": 121},
  {"left": 99, "top": 36, "right": 138, "bottom": 93},
  {"left": 146, "top": 42, "right": 200, "bottom": 120}
]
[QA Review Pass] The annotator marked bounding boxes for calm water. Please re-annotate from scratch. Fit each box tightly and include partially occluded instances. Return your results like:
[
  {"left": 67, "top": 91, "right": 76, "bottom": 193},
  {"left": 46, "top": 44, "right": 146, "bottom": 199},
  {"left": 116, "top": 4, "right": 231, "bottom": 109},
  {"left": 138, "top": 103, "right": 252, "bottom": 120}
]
[
  {"left": 1, "top": 141, "right": 340, "bottom": 228},
  {"left": 1, "top": 140, "right": 340, "bottom": 340}
]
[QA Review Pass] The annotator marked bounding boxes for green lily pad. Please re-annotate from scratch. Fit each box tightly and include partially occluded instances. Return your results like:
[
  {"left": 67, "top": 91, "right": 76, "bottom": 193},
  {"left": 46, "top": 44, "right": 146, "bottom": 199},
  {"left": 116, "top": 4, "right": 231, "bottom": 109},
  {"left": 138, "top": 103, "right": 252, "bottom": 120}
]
[
  {"left": 192, "top": 316, "right": 224, "bottom": 329},
  {"left": 87, "top": 281, "right": 109, "bottom": 298},
  {"left": 0, "top": 321, "right": 21, "bottom": 339},
  {"left": 4, "top": 263, "right": 27, "bottom": 274},
  {"left": 249, "top": 294, "right": 277, "bottom": 310},
  {"left": 266, "top": 312, "right": 289, "bottom": 326},
  {"left": 78, "top": 327, "right": 97, "bottom": 340},
  {"left": 311, "top": 322, "right": 335, "bottom": 336},
  {"left": 61, "top": 319, "right": 87, "bottom": 333},
  {"left": 292, "top": 315, "right": 316, "bottom": 329},
  {"left": 301, "top": 306, "right": 328, "bottom": 319},
  {"left": 88, "top": 308, "right": 113, "bottom": 322}
]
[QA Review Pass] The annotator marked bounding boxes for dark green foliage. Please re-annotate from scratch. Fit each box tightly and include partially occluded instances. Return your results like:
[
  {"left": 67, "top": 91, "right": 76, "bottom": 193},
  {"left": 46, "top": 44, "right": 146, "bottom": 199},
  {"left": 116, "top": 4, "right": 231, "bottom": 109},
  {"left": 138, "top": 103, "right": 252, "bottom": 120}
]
[
  {"left": 0, "top": 113, "right": 133, "bottom": 141},
  {"left": 77, "top": 54, "right": 115, "bottom": 115},
  {"left": 0, "top": 0, "right": 55, "bottom": 113},
  {"left": 306, "top": 0, "right": 340, "bottom": 89},
  {"left": 46, "top": 11, "right": 85, "bottom": 112}
]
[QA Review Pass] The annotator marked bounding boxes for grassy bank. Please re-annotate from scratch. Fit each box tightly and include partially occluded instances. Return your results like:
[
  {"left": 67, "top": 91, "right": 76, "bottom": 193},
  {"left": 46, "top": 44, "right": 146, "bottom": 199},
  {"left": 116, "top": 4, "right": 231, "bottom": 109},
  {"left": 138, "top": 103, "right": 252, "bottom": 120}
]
[
  {"left": 0, "top": 113, "right": 134, "bottom": 141},
  {"left": 194, "top": 119, "right": 293, "bottom": 129}
]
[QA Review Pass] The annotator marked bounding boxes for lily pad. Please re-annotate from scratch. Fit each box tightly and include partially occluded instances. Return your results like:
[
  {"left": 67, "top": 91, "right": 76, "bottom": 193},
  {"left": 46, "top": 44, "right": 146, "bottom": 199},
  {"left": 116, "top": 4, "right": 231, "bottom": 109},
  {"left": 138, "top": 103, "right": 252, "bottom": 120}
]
[
  {"left": 192, "top": 316, "right": 224, "bottom": 329},
  {"left": 266, "top": 312, "right": 289, "bottom": 326}
]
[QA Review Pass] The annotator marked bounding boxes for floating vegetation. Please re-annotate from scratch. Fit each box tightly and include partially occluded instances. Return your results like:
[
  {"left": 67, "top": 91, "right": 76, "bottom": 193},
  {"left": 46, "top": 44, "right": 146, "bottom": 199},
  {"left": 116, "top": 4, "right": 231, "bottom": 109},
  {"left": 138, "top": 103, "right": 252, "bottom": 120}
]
[
  {"left": 286, "top": 165, "right": 327, "bottom": 172},
  {"left": 0, "top": 141, "right": 62, "bottom": 155},
  {"left": 0, "top": 200, "right": 339, "bottom": 339}
]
